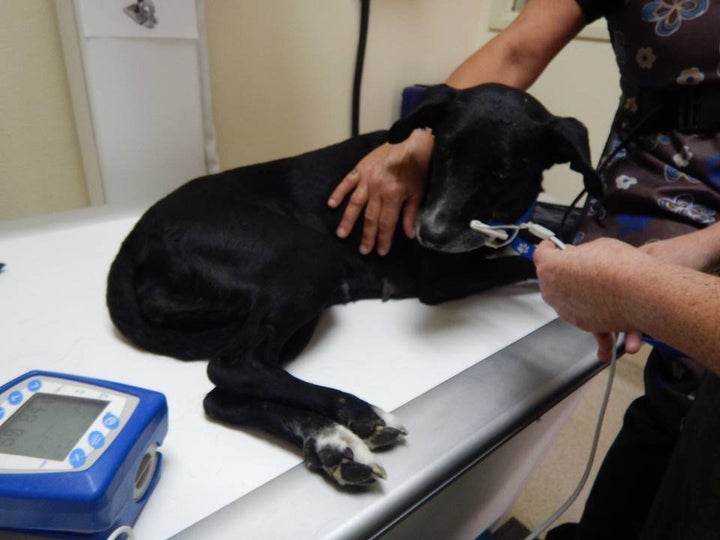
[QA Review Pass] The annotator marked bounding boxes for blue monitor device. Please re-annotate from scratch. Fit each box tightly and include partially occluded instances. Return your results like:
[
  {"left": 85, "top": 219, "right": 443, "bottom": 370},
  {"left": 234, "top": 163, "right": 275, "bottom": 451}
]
[{"left": 0, "top": 371, "right": 168, "bottom": 539}]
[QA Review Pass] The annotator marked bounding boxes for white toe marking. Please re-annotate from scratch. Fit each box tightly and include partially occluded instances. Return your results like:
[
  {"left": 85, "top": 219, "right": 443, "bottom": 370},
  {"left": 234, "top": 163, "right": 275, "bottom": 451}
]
[
  {"left": 315, "top": 425, "right": 375, "bottom": 465},
  {"left": 315, "top": 425, "right": 388, "bottom": 485}
]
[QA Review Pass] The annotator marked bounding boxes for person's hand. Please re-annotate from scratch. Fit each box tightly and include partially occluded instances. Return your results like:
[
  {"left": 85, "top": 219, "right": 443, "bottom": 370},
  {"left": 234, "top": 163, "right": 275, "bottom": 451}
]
[
  {"left": 593, "top": 330, "right": 643, "bottom": 362},
  {"left": 328, "top": 127, "right": 434, "bottom": 256},
  {"left": 533, "top": 238, "right": 646, "bottom": 361}
]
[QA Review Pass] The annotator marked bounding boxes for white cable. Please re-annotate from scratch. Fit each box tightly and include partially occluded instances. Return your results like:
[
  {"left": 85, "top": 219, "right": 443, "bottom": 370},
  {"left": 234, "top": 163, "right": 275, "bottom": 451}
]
[
  {"left": 107, "top": 525, "right": 136, "bottom": 540},
  {"left": 523, "top": 333, "right": 620, "bottom": 540},
  {"left": 469, "top": 220, "right": 568, "bottom": 250},
  {"left": 468, "top": 217, "right": 616, "bottom": 538}
]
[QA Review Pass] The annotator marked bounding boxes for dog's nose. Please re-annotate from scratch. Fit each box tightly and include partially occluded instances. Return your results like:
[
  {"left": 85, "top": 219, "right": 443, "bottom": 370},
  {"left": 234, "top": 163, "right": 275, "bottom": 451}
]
[
  {"left": 417, "top": 227, "right": 448, "bottom": 245},
  {"left": 416, "top": 222, "right": 455, "bottom": 249}
]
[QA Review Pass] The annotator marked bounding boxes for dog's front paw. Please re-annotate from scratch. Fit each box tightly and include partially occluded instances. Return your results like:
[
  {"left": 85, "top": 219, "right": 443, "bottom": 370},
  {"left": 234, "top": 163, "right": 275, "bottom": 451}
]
[
  {"left": 363, "top": 407, "right": 407, "bottom": 450},
  {"left": 303, "top": 425, "right": 387, "bottom": 486},
  {"left": 335, "top": 397, "right": 408, "bottom": 451}
]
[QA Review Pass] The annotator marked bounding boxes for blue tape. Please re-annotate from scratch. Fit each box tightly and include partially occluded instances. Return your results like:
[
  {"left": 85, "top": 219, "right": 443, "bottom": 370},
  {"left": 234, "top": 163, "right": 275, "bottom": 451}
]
[
  {"left": 510, "top": 237, "right": 536, "bottom": 260},
  {"left": 491, "top": 201, "right": 539, "bottom": 260},
  {"left": 642, "top": 336, "right": 688, "bottom": 359}
]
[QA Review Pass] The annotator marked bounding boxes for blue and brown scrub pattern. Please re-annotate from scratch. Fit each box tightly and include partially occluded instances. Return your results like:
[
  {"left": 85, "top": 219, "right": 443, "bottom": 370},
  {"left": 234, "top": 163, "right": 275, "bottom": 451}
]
[{"left": 576, "top": 0, "right": 720, "bottom": 246}]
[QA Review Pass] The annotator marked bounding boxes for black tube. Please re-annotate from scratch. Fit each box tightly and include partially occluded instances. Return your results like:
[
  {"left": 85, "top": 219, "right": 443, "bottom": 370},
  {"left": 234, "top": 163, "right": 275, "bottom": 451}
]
[{"left": 352, "top": 0, "right": 370, "bottom": 137}]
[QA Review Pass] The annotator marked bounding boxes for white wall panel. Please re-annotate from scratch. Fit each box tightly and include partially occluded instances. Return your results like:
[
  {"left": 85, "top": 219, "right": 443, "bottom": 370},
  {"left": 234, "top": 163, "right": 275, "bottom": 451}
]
[{"left": 73, "top": 0, "right": 213, "bottom": 204}]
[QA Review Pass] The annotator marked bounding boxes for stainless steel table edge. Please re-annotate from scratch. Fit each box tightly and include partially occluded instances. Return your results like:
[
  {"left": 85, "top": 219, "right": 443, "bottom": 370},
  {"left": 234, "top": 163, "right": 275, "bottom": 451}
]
[{"left": 172, "top": 318, "right": 602, "bottom": 540}]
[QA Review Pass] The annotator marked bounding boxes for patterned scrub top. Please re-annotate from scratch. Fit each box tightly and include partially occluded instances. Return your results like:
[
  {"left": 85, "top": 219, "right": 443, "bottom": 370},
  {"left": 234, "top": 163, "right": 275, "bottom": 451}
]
[
  {"left": 573, "top": 0, "right": 716, "bottom": 413},
  {"left": 574, "top": 0, "right": 720, "bottom": 246}
]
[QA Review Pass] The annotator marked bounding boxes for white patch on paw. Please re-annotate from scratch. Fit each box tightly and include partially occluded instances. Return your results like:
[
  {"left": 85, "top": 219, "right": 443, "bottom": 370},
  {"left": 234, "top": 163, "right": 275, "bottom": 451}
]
[
  {"left": 316, "top": 425, "right": 374, "bottom": 465},
  {"left": 314, "top": 425, "right": 386, "bottom": 484}
]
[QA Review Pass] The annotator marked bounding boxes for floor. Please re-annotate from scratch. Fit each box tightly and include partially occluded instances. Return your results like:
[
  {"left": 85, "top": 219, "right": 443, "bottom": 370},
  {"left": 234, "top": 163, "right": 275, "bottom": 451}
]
[{"left": 498, "top": 344, "right": 650, "bottom": 539}]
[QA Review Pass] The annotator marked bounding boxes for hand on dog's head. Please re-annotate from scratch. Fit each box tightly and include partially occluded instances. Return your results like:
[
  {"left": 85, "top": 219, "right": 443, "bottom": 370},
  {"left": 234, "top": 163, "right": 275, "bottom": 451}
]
[{"left": 389, "top": 83, "right": 600, "bottom": 253}]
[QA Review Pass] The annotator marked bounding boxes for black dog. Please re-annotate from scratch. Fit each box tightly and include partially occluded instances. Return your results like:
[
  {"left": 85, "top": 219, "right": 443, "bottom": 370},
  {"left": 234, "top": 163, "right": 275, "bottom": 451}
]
[{"left": 107, "top": 83, "right": 599, "bottom": 486}]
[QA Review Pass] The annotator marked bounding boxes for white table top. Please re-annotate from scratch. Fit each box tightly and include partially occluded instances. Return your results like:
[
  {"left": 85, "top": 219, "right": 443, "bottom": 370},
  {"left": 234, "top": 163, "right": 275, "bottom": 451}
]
[{"left": 0, "top": 206, "right": 594, "bottom": 538}]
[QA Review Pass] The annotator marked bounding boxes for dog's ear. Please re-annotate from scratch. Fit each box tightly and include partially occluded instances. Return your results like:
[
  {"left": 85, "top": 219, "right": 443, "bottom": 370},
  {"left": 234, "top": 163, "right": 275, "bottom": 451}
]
[
  {"left": 388, "top": 84, "right": 458, "bottom": 143},
  {"left": 546, "top": 117, "right": 603, "bottom": 198}
]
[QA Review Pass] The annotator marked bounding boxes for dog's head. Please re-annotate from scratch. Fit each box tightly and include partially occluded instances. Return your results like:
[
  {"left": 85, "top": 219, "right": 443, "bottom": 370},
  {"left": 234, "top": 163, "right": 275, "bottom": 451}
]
[{"left": 388, "top": 83, "right": 600, "bottom": 253}]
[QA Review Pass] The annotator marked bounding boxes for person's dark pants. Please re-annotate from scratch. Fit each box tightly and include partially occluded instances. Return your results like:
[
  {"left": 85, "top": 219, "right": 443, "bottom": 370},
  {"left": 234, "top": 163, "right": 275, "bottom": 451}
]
[
  {"left": 639, "top": 372, "right": 720, "bottom": 540},
  {"left": 546, "top": 349, "right": 708, "bottom": 540}
]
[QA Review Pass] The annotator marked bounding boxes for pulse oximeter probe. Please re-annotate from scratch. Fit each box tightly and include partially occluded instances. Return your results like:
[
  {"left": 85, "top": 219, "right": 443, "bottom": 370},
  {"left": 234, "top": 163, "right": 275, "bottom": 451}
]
[
  {"left": 469, "top": 219, "right": 567, "bottom": 253},
  {"left": 0, "top": 371, "right": 168, "bottom": 539}
]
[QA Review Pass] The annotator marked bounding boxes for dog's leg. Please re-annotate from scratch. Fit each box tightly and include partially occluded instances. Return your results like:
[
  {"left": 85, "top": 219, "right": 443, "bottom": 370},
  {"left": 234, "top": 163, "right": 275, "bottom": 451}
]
[
  {"left": 204, "top": 388, "right": 388, "bottom": 486},
  {"left": 206, "top": 358, "right": 406, "bottom": 449}
]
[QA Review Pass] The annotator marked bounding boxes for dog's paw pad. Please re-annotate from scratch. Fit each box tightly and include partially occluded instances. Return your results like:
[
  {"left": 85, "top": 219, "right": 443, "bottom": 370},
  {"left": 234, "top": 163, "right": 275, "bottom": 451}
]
[
  {"left": 367, "top": 426, "right": 405, "bottom": 449},
  {"left": 304, "top": 425, "right": 386, "bottom": 486},
  {"left": 339, "top": 461, "right": 386, "bottom": 485}
]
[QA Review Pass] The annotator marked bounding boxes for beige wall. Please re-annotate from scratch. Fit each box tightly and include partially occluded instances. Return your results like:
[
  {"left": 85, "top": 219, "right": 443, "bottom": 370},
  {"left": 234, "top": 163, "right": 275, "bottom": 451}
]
[
  {"left": 0, "top": 0, "right": 88, "bottom": 220},
  {"left": 1, "top": 1, "right": 620, "bottom": 221},
  {"left": 205, "top": 0, "right": 358, "bottom": 169}
]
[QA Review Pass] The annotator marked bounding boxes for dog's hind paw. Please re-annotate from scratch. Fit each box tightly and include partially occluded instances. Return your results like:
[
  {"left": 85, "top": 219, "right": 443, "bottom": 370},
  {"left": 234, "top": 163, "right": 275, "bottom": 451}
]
[{"left": 304, "top": 425, "right": 387, "bottom": 486}]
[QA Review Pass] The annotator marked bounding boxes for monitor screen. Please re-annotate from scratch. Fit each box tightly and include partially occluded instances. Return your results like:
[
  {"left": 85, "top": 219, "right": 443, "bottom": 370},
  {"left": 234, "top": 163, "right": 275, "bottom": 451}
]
[{"left": 0, "top": 394, "right": 109, "bottom": 461}]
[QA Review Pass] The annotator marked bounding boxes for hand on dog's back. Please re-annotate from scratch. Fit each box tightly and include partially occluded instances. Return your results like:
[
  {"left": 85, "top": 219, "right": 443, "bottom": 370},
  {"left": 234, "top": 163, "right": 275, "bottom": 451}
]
[{"left": 328, "top": 127, "right": 434, "bottom": 256}]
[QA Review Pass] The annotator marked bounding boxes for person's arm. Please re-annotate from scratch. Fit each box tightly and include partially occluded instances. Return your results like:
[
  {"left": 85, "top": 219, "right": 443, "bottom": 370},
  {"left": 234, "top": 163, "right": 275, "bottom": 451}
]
[
  {"left": 330, "top": 0, "right": 587, "bottom": 256},
  {"left": 640, "top": 224, "right": 720, "bottom": 274},
  {"left": 446, "top": 0, "right": 586, "bottom": 89},
  {"left": 534, "top": 226, "right": 720, "bottom": 372}
]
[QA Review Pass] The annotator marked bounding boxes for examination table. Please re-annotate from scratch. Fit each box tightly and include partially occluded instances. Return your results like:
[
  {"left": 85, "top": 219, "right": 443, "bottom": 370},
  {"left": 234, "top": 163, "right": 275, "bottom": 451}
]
[{"left": 0, "top": 205, "right": 601, "bottom": 539}]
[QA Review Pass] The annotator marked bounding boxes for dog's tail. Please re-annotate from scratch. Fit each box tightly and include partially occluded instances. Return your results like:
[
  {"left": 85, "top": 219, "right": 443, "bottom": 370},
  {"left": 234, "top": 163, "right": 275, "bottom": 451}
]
[{"left": 106, "top": 229, "right": 246, "bottom": 361}]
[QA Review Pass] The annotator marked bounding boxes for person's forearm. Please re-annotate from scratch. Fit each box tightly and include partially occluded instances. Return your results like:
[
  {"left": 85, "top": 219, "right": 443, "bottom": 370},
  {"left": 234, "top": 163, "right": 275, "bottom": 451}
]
[
  {"left": 643, "top": 221, "right": 720, "bottom": 274},
  {"left": 689, "top": 222, "right": 720, "bottom": 272},
  {"left": 619, "top": 258, "right": 720, "bottom": 372},
  {"left": 446, "top": 0, "right": 586, "bottom": 90}
]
